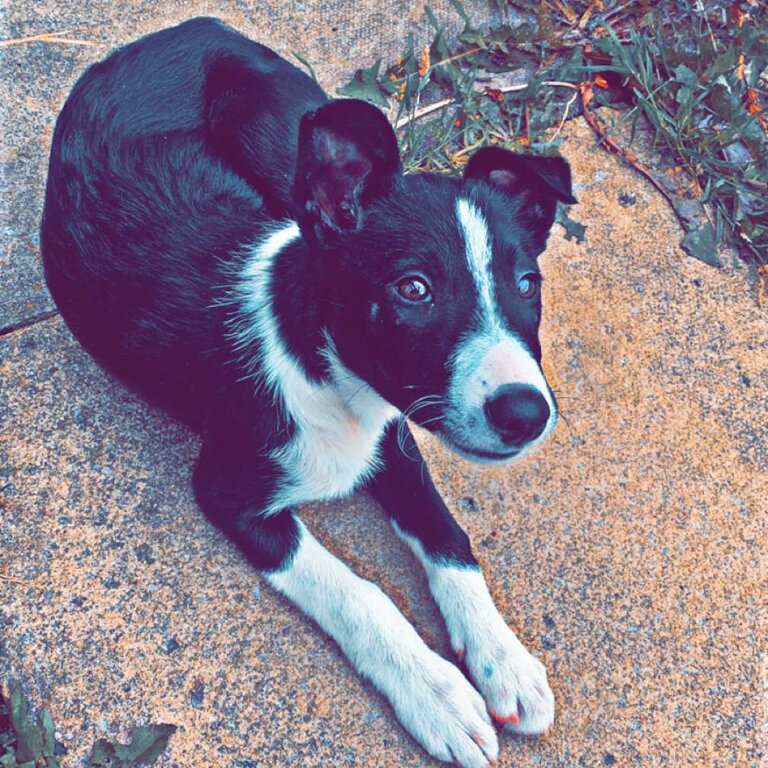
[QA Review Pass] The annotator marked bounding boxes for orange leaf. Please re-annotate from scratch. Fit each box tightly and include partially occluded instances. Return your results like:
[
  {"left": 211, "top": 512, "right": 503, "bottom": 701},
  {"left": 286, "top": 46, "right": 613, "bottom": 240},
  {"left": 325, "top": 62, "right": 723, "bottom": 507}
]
[
  {"left": 418, "top": 46, "right": 430, "bottom": 77},
  {"left": 579, "top": 81, "right": 595, "bottom": 107},
  {"left": 729, "top": 6, "right": 746, "bottom": 28},
  {"left": 746, "top": 88, "right": 762, "bottom": 114},
  {"left": 551, "top": 0, "right": 578, "bottom": 23},
  {"left": 594, "top": 75, "right": 609, "bottom": 89}
]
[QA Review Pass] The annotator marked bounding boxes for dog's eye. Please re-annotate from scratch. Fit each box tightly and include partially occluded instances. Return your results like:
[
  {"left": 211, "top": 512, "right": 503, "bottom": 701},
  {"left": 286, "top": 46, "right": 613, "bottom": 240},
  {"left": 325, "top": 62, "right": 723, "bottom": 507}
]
[
  {"left": 517, "top": 273, "right": 540, "bottom": 299},
  {"left": 395, "top": 276, "right": 431, "bottom": 302}
]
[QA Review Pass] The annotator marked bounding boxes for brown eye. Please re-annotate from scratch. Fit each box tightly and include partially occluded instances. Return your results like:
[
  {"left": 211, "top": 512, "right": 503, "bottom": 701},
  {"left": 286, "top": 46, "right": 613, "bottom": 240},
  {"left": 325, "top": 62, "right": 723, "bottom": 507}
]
[
  {"left": 396, "top": 276, "right": 431, "bottom": 302},
  {"left": 517, "top": 274, "right": 540, "bottom": 299}
]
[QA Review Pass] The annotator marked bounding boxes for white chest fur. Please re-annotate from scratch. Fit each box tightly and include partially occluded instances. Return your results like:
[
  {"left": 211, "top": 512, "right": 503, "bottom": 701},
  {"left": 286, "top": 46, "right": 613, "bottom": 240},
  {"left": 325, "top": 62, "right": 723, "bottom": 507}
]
[{"left": 232, "top": 223, "right": 398, "bottom": 515}]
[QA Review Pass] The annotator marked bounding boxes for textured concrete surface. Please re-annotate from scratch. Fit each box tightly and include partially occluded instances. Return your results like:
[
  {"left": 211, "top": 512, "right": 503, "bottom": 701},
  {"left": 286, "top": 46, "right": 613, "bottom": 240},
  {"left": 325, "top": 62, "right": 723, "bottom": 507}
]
[{"left": 1, "top": 3, "right": 767, "bottom": 768}]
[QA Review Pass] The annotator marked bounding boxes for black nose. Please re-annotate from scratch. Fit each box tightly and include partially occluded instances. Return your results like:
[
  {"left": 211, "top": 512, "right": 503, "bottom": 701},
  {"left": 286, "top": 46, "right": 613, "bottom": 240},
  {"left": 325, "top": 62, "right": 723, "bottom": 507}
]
[{"left": 484, "top": 384, "right": 550, "bottom": 444}]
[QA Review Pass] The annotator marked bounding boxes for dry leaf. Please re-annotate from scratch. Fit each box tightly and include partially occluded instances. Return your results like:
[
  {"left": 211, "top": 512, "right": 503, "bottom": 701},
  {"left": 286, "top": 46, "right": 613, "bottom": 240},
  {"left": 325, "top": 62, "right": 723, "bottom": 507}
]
[
  {"left": 758, "top": 265, "right": 768, "bottom": 308},
  {"left": 418, "top": 46, "right": 430, "bottom": 77}
]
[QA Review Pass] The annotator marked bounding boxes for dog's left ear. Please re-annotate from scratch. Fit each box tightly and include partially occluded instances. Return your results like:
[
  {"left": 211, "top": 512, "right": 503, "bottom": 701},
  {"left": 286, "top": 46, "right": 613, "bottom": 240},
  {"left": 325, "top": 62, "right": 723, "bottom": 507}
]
[
  {"left": 463, "top": 147, "right": 576, "bottom": 240},
  {"left": 293, "top": 99, "right": 401, "bottom": 244}
]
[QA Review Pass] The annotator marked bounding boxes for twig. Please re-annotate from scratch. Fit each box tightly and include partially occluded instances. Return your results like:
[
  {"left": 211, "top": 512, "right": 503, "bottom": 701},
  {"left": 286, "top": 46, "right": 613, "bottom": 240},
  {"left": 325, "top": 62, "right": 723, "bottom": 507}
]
[
  {"left": 0, "top": 573, "right": 45, "bottom": 590},
  {"left": 603, "top": 0, "right": 643, "bottom": 24},
  {"left": 758, "top": 265, "right": 768, "bottom": 308},
  {"left": 390, "top": 46, "right": 483, "bottom": 87},
  {"left": 550, "top": 88, "right": 579, "bottom": 141},
  {"left": 450, "top": 139, "right": 485, "bottom": 160},
  {"left": 395, "top": 80, "right": 578, "bottom": 130},
  {"left": 0, "top": 27, "right": 100, "bottom": 47},
  {"left": 579, "top": 81, "right": 695, "bottom": 230}
]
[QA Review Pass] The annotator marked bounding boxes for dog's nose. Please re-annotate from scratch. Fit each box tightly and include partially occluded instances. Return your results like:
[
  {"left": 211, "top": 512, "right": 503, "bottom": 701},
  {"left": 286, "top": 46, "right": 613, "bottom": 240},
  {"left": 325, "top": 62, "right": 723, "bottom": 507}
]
[{"left": 484, "top": 384, "right": 550, "bottom": 444}]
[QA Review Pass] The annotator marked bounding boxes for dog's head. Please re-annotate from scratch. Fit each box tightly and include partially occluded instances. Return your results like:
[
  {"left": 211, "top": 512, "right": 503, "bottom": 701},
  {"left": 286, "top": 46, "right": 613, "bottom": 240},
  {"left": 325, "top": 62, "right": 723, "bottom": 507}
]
[{"left": 293, "top": 99, "right": 576, "bottom": 464}]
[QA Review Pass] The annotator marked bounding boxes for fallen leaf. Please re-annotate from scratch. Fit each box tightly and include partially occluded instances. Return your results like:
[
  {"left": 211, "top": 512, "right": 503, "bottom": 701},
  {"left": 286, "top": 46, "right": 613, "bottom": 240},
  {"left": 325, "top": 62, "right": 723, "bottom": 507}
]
[
  {"left": 681, "top": 223, "right": 720, "bottom": 266},
  {"left": 418, "top": 45, "right": 430, "bottom": 77},
  {"left": 555, "top": 206, "right": 587, "bottom": 244}
]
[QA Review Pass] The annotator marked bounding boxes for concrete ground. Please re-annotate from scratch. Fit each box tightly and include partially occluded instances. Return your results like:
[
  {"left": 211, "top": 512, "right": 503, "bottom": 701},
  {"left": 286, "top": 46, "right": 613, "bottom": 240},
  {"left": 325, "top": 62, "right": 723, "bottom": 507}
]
[{"left": 1, "top": 2, "right": 766, "bottom": 767}]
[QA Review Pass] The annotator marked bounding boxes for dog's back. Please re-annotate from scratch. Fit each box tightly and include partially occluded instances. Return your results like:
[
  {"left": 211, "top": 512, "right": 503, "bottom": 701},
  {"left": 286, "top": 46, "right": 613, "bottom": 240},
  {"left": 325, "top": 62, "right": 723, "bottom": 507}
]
[{"left": 41, "top": 17, "right": 325, "bottom": 424}]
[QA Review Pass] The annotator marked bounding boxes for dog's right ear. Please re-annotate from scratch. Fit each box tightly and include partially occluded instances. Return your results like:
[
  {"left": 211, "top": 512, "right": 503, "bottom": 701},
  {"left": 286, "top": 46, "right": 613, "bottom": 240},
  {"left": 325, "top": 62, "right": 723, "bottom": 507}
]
[{"left": 293, "top": 99, "right": 401, "bottom": 244}]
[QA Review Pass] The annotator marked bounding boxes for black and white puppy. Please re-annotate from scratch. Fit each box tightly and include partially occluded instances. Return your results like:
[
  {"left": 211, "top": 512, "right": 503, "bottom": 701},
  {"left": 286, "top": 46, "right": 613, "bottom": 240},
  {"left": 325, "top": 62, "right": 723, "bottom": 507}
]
[{"left": 41, "top": 17, "right": 576, "bottom": 768}]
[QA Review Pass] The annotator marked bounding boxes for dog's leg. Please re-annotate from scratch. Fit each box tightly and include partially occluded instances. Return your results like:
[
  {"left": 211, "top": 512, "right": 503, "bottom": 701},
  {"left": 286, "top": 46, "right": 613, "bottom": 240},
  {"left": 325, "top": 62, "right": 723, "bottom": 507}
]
[
  {"left": 193, "top": 436, "right": 498, "bottom": 768},
  {"left": 366, "top": 422, "right": 555, "bottom": 735}
]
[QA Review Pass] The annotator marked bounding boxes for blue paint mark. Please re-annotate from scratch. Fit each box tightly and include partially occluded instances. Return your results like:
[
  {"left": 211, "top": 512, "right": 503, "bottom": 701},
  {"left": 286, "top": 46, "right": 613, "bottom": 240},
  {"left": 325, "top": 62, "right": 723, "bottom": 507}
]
[{"left": 483, "top": 664, "right": 494, "bottom": 680}]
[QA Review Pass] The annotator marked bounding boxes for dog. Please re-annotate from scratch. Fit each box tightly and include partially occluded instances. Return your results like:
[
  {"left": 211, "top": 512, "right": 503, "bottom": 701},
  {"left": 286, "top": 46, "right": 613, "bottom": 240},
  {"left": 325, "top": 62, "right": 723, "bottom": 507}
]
[{"left": 41, "top": 17, "right": 576, "bottom": 767}]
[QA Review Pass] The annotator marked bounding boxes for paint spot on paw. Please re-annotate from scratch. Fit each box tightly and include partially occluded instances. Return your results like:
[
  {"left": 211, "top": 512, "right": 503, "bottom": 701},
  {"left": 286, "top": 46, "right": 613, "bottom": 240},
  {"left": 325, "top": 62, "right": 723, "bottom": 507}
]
[{"left": 489, "top": 709, "right": 520, "bottom": 725}]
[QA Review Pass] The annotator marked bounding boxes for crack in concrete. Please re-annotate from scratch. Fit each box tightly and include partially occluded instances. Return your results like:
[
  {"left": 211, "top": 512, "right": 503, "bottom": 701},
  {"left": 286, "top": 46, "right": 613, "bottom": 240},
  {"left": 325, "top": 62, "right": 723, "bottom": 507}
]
[{"left": 0, "top": 309, "right": 59, "bottom": 338}]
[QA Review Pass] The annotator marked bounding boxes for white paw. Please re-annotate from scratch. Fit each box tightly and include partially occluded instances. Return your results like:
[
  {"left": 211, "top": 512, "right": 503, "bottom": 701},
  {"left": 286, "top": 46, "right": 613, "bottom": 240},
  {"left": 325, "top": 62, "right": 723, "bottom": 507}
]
[
  {"left": 459, "top": 622, "right": 554, "bottom": 736},
  {"left": 388, "top": 536, "right": 555, "bottom": 742},
  {"left": 390, "top": 649, "right": 499, "bottom": 767}
]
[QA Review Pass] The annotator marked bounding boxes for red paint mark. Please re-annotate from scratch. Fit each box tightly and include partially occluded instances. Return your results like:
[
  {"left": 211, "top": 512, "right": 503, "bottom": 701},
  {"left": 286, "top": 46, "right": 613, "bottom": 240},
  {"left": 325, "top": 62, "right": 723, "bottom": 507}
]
[{"left": 489, "top": 709, "right": 520, "bottom": 725}]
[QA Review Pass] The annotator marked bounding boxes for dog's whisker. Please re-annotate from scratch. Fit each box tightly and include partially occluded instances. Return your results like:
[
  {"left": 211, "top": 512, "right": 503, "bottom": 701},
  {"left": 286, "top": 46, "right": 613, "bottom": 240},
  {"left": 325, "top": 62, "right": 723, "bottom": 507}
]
[
  {"left": 556, "top": 410, "right": 577, "bottom": 438},
  {"left": 414, "top": 415, "right": 443, "bottom": 428}
]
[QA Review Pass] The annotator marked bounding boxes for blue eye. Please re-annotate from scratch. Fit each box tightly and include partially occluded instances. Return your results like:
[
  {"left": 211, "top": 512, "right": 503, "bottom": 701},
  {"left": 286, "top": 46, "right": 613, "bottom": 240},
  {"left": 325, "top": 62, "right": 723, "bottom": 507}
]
[{"left": 517, "top": 274, "right": 540, "bottom": 299}]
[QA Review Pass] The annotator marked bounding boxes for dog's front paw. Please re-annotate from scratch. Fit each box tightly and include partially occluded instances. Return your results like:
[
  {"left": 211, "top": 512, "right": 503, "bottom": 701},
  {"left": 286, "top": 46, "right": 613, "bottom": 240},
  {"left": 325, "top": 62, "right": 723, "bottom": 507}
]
[
  {"left": 460, "top": 622, "right": 554, "bottom": 736},
  {"left": 389, "top": 650, "right": 499, "bottom": 767}
]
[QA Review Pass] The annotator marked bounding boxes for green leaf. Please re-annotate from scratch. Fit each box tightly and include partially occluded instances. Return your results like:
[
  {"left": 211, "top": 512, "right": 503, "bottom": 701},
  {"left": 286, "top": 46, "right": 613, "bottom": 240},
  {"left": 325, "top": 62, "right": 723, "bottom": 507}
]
[
  {"left": 337, "top": 60, "right": 389, "bottom": 107},
  {"left": 681, "top": 223, "right": 720, "bottom": 266},
  {"left": 113, "top": 725, "right": 177, "bottom": 764},
  {"left": 40, "top": 709, "right": 55, "bottom": 757},
  {"left": 424, "top": 5, "right": 441, "bottom": 32},
  {"left": 88, "top": 724, "right": 176, "bottom": 767},
  {"left": 449, "top": 0, "right": 470, "bottom": 24},
  {"left": 710, "top": 49, "right": 736, "bottom": 77},
  {"left": 10, "top": 690, "right": 42, "bottom": 763},
  {"left": 555, "top": 206, "right": 587, "bottom": 244},
  {"left": 336, "top": 78, "right": 388, "bottom": 107},
  {"left": 430, "top": 28, "right": 451, "bottom": 64},
  {"left": 459, "top": 29, "right": 486, "bottom": 46},
  {"left": 87, "top": 739, "right": 114, "bottom": 767},
  {"left": 674, "top": 63, "right": 698, "bottom": 88},
  {"left": 291, "top": 52, "right": 317, "bottom": 82}
]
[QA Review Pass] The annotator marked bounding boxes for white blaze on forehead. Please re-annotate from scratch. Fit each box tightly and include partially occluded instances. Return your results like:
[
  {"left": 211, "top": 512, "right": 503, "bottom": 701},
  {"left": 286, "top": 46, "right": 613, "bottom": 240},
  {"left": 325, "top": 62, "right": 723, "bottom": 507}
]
[
  {"left": 456, "top": 198, "right": 503, "bottom": 332},
  {"left": 447, "top": 199, "right": 558, "bottom": 458}
]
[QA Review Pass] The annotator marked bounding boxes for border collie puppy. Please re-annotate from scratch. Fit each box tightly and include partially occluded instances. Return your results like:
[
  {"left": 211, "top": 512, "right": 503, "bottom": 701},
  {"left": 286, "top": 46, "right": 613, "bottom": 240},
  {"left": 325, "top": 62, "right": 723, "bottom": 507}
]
[{"left": 41, "top": 17, "right": 575, "bottom": 767}]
